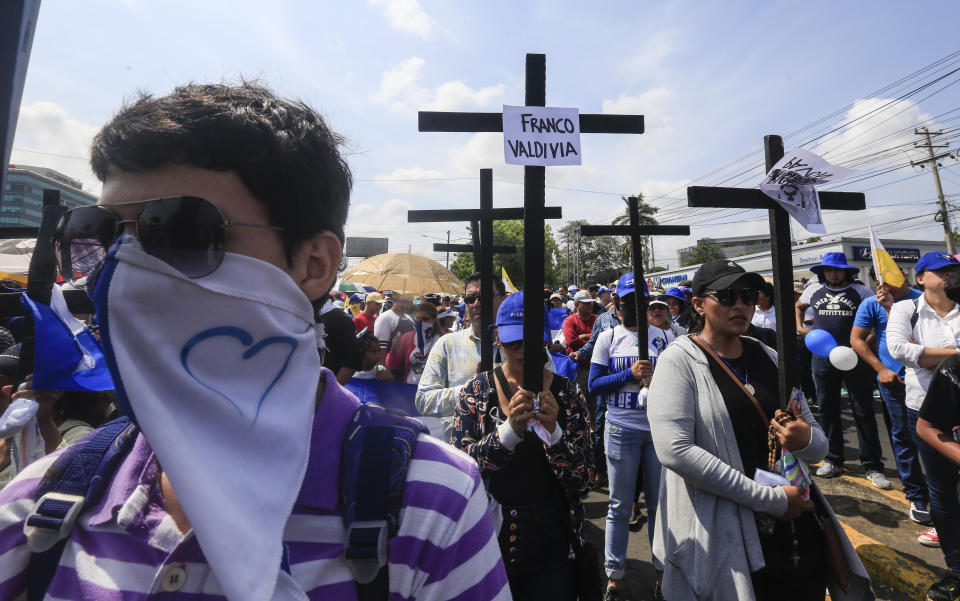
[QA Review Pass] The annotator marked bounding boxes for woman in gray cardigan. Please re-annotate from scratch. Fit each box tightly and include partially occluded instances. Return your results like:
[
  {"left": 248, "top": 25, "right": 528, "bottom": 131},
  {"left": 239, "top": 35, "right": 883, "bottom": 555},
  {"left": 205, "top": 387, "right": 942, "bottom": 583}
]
[{"left": 647, "top": 259, "right": 873, "bottom": 601}]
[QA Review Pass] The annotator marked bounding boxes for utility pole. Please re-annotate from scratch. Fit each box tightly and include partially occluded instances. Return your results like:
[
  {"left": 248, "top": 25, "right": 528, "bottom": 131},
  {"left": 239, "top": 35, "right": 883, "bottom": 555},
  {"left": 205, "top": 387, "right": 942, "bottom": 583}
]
[
  {"left": 913, "top": 127, "right": 956, "bottom": 254},
  {"left": 445, "top": 229, "right": 450, "bottom": 269}
]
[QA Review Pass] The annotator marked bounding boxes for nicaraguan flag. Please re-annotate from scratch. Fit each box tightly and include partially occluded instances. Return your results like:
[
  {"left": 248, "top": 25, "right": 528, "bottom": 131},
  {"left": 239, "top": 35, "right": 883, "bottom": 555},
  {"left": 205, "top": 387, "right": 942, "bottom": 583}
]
[
  {"left": 345, "top": 378, "right": 420, "bottom": 417},
  {"left": 20, "top": 285, "right": 114, "bottom": 391},
  {"left": 549, "top": 306, "right": 570, "bottom": 342}
]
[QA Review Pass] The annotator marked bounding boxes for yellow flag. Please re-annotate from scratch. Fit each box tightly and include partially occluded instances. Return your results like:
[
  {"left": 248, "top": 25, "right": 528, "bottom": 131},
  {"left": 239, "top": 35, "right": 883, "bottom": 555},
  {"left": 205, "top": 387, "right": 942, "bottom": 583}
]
[
  {"left": 869, "top": 225, "right": 905, "bottom": 287},
  {"left": 501, "top": 267, "right": 519, "bottom": 294}
]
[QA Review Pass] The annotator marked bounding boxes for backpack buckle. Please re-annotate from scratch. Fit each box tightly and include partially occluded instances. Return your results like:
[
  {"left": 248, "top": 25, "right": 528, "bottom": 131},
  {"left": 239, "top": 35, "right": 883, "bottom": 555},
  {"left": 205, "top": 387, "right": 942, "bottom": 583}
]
[
  {"left": 24, "top": 492, "right": 85, "bottom": 552},
  {"left": 344, "top": 520, "right": 389, "bottom": 584}
]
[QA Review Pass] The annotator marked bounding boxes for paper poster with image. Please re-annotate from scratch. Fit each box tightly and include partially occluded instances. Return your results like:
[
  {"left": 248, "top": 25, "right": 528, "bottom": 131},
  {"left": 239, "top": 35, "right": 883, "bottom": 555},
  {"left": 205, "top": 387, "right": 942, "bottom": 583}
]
[{"left": 759, "top": 148, "right": 856, "bottom": 234}]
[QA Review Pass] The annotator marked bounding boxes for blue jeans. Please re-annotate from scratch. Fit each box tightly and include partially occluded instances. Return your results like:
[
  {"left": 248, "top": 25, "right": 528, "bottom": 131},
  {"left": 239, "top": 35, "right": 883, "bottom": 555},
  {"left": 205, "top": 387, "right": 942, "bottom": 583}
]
[
  {"left": 908, "top": 409, "right": 960, "bottom": 577},
  {"left": 604, "top": 421, "right": 662, "bottom": 578},
  {"left": 877, "top": 379, "right": 928, "bottom": 503},
  {"left": 811, "top": 355, "right": 884, "bottom": 471}
]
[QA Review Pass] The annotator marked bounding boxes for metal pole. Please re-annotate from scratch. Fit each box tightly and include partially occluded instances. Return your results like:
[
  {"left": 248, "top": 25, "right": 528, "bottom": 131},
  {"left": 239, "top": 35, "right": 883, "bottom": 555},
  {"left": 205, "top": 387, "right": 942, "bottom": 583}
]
[
  {"left": 479, "top": 169, "right": 495, "bottom": 373},
  {"left": 629, "top": 196, "right": 649, "bottom": 360},
  {"left": 522, "top": 53, "right": 546, "bottom": 392},
  {"left": 764, "top": 134, "right": 797, "bottom": 409},
  {"left": 445, "top": 230, "right": 450, "bottom": 269}
]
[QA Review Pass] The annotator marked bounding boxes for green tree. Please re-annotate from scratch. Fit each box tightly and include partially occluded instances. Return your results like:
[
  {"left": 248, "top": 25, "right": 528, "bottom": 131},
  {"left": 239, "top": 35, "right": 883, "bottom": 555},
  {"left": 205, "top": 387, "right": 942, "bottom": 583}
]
[
  {"left": 682, "top": 238, "right": 726, "bottom": 266},
  {"left": 612, "top": 193, "right": 660, "bottom": 272},
  {"left": 649, "top": 266, "right": 667, "bottom": 273},
  {"left": 447, "top": 221, "right": 562, "bottom": 289},
  {"left": 557, "top": 219, "right": 629, "bottom": 285},
  {"left": 805, "top": 236, "right": 822, "bottom": 244}
]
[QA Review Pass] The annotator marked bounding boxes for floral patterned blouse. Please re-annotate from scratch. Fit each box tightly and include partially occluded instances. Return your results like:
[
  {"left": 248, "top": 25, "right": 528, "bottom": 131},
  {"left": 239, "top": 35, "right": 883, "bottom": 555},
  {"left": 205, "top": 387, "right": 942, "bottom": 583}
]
[{"left": 451, "top": 370, "right": 594, "bottom": 541}]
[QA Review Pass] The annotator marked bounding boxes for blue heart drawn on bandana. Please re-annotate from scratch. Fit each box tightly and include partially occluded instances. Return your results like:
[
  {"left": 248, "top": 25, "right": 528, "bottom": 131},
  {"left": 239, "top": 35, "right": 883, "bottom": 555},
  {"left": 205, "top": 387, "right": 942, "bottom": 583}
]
[{"left": 180, "top": 326, "right": 298, "bottom": 426}]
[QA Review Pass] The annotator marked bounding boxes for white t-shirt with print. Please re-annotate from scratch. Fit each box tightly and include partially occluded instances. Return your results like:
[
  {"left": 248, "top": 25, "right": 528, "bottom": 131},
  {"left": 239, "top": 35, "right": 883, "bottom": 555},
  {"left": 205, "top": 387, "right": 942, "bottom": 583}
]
[{"left": 591, "top": 324, "right": 674, "bottom": 431}]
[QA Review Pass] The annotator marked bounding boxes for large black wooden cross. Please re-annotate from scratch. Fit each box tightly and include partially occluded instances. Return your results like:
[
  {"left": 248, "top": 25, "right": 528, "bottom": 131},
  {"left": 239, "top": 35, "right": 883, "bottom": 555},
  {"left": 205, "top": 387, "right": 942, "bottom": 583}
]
[
  {"left": 409, "top": 167, "right": 562, "bottom": 372},
  {"left": 580, "top": 196, "right": 690, "bottom": 358},
  {"left": 687, "top": 134, "right": 866, "bottom": 407},
  {"left": 419, "top": 53, "right": 645, "bottom": 390}
]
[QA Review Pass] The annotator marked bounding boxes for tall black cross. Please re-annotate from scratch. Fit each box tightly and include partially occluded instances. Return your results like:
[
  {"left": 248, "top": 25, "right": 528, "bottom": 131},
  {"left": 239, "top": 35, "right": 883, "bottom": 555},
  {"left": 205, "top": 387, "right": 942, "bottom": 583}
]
[
  {"left": 687, "top": 134, "right": 866, "bottom": 407},
  {"left": 419, "top": 53, "right": 645, "bottom": 390},
  {"left": 409, "top": 168, "right": 562, "bottom": 372},
  {"left": 580, "top": 196, "right": 690, "bottom": 358}
]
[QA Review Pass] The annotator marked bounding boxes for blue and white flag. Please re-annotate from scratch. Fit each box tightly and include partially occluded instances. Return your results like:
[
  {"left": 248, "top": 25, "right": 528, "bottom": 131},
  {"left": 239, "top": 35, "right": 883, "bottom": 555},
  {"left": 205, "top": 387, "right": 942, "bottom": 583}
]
[
  {"left": 20, "top": 285, "right": 113, "bottom": 391},
  {"left": 549, "top": 306, "right": 570, "bottom": 343}
]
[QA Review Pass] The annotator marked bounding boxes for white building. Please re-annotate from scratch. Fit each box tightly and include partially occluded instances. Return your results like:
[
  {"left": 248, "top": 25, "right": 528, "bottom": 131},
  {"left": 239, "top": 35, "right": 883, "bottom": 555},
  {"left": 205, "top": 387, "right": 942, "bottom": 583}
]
[{"left": 649, "top": 237, "right": 947, "bottom": 291}]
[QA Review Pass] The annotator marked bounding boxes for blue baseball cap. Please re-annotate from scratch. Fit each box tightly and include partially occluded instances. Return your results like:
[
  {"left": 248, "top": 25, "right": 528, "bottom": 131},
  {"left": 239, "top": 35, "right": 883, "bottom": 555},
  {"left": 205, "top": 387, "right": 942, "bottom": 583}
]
[
  {"left": 613, "top": 272, "right": 649, "bottom": 298},
  {"left": 916, "top": 251, "right": 960, "bottom": 274},
  {"left": 598, "top": 286, "right": 611, "bottom": 295},
  {"left": 349, "top": 293, "right": 364, "bottom": 303},
  {"left": 495, "top": 291, "right": 550, "bottom": 344},
  {"left": 665, "top": 287, "right": 686, "bottom": 303}
]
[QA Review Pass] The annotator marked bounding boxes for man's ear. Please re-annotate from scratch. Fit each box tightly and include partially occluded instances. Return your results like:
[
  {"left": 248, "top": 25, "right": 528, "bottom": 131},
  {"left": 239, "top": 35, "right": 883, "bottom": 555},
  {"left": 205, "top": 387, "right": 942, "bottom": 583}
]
[{"left": 297, "top": 231, "right": 343, "bottom": 301}]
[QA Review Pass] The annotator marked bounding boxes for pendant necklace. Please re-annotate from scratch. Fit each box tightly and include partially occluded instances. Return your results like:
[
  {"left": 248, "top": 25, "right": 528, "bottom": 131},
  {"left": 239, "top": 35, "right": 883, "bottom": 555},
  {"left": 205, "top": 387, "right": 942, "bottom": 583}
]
[{"left": 699, "top": 335, "right": 754, "bottom": 395}]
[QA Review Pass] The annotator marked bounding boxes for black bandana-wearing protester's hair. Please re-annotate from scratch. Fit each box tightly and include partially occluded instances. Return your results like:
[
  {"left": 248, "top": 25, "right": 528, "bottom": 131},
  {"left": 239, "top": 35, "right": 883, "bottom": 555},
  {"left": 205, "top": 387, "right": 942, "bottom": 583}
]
[
  {"left": 945, "top": 269, "right": 960, "bottom": 305},
  {"left": 90, "top": 81, "right": 353, "bottom": 265}
]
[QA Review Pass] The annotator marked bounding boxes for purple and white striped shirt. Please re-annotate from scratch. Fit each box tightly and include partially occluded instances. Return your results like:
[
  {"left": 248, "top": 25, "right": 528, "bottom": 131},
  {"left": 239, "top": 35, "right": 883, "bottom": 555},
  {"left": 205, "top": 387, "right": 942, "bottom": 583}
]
[{"left": 0, "top": 376, "right": 510, "bottom": 600}]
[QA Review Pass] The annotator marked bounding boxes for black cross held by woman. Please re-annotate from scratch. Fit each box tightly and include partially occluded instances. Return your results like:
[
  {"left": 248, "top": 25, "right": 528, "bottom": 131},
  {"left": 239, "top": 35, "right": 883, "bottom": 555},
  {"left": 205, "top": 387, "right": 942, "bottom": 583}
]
[
  {"left": 418, "top": 53, "right": 645, "bottom": 391},
  {"left": 580, "top": 197, "right": 690, "bottom": 359},
  {"left": 686, "top": 135, "right": 867, "bottom": 407}
]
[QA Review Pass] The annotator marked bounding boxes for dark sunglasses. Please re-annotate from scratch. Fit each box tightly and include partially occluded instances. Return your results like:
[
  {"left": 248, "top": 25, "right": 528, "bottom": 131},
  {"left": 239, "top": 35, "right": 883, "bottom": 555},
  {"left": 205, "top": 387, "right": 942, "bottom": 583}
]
[
  {"left": 53, "top": 196, "right": 284, "bottom": 282},
  {"left": 463, "top": 294, "right": 484, "bottom": 304},
  {"left": 705, "top": 288, "right": 759, "bottom": 307},
  {"left": 499, "top": 340, "right": 523, "bottom": 350}
]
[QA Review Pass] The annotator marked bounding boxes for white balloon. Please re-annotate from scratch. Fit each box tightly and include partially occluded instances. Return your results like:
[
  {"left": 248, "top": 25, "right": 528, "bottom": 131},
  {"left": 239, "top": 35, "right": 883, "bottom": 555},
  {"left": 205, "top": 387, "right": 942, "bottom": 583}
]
[{"left": 829, "top": 346, "right": 859, "bottom": 371}]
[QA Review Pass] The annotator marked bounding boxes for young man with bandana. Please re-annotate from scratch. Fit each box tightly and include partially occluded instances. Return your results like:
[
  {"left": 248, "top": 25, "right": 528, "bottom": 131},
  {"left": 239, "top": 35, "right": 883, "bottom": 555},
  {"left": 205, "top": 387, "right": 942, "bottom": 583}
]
[{"left": 0, "top": 83, "right": 509, "bottom": 601}]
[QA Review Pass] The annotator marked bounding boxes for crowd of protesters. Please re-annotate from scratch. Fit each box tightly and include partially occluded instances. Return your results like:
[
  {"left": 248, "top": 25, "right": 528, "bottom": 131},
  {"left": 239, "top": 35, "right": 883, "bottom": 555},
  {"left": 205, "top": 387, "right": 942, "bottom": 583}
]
[{"left": 0, "top": 80, "right": 958, "bottom": 601}]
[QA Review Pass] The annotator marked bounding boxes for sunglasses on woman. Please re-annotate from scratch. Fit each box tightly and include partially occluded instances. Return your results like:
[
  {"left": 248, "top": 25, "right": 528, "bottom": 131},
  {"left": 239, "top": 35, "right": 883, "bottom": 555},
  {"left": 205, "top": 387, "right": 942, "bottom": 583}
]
[
  {"left": 705, "top": 288, "right": 759, "bottom": 307},
  {"left": 53, "top": 196, "right": 284, "bottom": 282}
]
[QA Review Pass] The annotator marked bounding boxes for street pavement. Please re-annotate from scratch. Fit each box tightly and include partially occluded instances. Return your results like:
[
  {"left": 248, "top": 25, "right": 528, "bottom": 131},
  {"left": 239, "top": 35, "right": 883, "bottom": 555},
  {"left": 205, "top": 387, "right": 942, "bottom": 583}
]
[{"left": 579, "top": 393, "right": 946, "bottom": 601}]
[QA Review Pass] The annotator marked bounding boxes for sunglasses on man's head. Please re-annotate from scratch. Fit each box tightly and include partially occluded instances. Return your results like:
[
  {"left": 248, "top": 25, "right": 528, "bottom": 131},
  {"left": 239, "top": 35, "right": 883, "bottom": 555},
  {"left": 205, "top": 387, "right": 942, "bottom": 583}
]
[
  {"left": 53, "top": 196, "right": 284, "bottom": 282},
  {"left": 705, "top": 288, "right": 759, "bottom": 307}
]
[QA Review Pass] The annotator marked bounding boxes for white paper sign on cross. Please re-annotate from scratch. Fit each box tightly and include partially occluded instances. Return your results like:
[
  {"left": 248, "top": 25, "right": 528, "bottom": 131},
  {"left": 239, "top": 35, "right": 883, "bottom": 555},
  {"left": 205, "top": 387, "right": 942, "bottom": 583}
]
[{"left": 759, "top": 148, "right": 856, "bottom": 234}]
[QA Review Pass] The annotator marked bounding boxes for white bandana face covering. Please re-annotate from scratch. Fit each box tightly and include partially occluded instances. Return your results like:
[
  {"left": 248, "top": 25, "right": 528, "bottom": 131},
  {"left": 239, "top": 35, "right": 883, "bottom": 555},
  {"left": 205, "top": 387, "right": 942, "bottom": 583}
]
[{"left": 92, "top": 235, "right": 322, "bottom": 601}]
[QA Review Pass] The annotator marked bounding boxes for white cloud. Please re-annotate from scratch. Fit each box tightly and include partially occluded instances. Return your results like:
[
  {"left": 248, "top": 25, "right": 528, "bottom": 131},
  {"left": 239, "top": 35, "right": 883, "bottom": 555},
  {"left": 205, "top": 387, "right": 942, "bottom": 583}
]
[
  {"left": 346, "top": 198, "right": 430, "bottom": 236},
  {"left": 602, "top": 87, "right": 675, "bottom": 125},
  {"left": 815, "top": 97, "right": 934, "bottom": 167},
  {"left": 10, "top": 101, "right": 100, "bottom": 192},
  {"left": 373, "top": 166, "right": 447, "bottom": 196},
  {"left": 369, "top": 0, "right": 436, "bottom": 39},
  {"left": 373, "top": 57, "right": 506, "bottom": 113}
]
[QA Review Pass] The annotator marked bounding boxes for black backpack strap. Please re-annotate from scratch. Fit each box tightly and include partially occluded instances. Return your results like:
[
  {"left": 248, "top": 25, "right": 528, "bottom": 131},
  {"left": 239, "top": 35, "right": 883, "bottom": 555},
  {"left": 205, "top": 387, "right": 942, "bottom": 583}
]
[
  {"left": 910, "top": 297, "right": 920, "bottom": 329},
  {"left": 340, "top": 402, "right": 427, "bottom": 600},
  {"left": 25, "top": 417, "right": 138, "bottom": 601}
]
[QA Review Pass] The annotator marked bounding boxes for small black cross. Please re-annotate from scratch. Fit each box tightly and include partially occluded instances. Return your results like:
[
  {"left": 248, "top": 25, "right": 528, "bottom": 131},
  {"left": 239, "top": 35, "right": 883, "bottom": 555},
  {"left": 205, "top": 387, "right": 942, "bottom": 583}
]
[
  {"left": 686, "top": 135, "right": 866, "bottom": 407},
  {"left": 419, "top": 53, "right": 645, "bottom": 390},
  {"left": 408, "top": 168, "right": 562, "bottom": 372},
  {"left": 580, "top": 197, "right": 690, "bottom": 358}
]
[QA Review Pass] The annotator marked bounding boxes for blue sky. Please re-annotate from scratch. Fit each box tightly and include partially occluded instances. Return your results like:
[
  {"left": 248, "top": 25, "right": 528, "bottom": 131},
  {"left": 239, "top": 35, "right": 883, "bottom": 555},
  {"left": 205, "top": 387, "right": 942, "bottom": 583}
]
[{"left": 11, "top": 0, "right": 960, "bottom": 270}]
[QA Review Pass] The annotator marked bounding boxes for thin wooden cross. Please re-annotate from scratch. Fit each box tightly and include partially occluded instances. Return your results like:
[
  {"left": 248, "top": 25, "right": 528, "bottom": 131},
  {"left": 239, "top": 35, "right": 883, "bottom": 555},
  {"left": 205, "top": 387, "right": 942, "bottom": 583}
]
[
  {"left": 408, "top": 168, "right": 562, "bottom": 372},
  {"left": 580, "top": 196, "right": 690, "bottom": 358},
  {"left": 686, "top": 134, "right": 866, "bottom": 407},
  {"left": 419, "top": 53, "right": 645, "bottom": 390}
]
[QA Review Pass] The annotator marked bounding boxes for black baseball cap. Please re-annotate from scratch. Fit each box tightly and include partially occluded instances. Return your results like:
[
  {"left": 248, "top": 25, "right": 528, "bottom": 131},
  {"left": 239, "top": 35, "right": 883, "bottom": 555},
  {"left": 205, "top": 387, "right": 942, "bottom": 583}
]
[{"left": 691, "top": 259, "right": 764, "bottom": 296}]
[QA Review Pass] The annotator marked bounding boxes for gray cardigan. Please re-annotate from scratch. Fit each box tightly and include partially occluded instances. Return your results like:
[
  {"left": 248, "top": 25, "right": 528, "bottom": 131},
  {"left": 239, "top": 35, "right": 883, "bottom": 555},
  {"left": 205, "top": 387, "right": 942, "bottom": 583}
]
[{"left": 647, "top": 335, "right": 874, "bottom": 601}]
